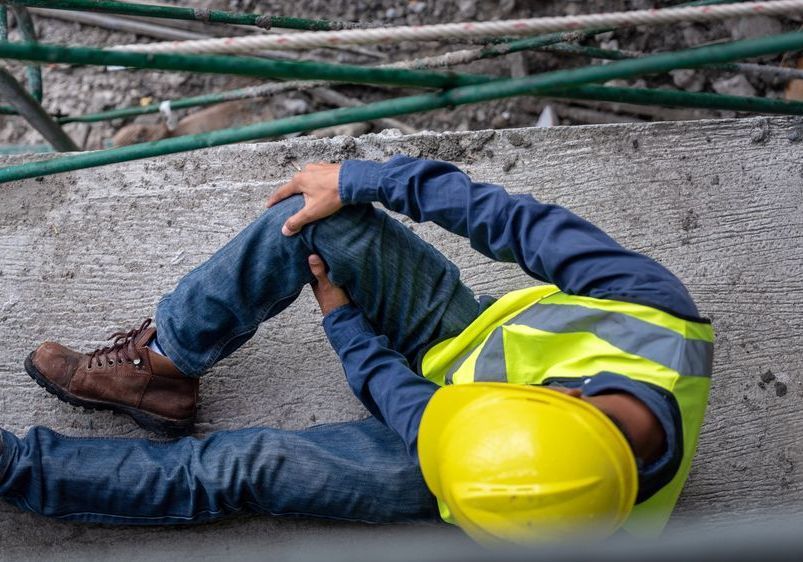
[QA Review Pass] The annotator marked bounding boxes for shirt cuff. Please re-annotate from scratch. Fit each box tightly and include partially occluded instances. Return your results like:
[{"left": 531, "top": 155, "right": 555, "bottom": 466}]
[
  {"left": 339, "top": 160, "right": 382, "bottom": 204},
  {"left": 322, "top": 303, "right": 377, "bottom": 352}
]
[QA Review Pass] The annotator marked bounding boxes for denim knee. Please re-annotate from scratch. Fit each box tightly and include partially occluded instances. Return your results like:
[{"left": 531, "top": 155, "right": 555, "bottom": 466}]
[{"left": 258, "top": 195, "right": 374, "bottom": 257}]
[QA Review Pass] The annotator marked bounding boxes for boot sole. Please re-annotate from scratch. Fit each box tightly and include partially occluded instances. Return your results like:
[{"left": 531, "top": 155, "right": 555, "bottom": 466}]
[{"left": 24, "top": 352, "right": 194, "bottom": 438}]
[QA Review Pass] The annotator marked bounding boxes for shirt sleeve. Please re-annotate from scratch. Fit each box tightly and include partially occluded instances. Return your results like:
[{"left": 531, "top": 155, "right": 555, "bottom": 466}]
[
  {"left": 569, "top": 373, "right": 683, "bottom": 503},
  {"left": 323, "top": 303, "right": 437, "bottom": 460},
  {"left": 339, "top": 156, "right": 700, "bottom": 319}
]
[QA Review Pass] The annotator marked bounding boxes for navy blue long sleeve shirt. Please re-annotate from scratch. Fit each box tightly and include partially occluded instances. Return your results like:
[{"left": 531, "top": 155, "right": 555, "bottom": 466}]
[{"left": 322, "top": 156, "right": 699, "bottom": 502}]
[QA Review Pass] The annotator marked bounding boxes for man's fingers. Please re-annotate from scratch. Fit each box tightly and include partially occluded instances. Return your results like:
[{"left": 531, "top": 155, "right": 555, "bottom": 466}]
[
  {"left": 266, "top": 178, "right": 299, "bottom": 208},
  {"left": 308, "top": 254, "right": 327, "bottom": 283},
  {"left": 282, "top": 208, "right": 314, "bottom": 236}
]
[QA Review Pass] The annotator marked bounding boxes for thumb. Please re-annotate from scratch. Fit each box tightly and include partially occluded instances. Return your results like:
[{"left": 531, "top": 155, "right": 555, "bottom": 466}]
[
  {"left": 308, "top": 254, "right": 328, "bottom": 284},
  {"left": 282, "top": 208, "right": 313, "bottom": 236}
]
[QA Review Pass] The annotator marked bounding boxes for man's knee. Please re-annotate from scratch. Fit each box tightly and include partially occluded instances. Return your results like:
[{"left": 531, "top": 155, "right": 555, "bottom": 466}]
[{"left": 257, "top": 196, "right": 375, "bottom": 245}]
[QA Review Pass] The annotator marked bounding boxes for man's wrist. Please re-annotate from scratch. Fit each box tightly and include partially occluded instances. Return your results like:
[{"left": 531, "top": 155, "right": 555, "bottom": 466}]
[
  {"left": 322, "top": 303, "right": 377, "bottom": 352},
  {"left": 339, "top": 160, "right": 382, "bottom": 204}
]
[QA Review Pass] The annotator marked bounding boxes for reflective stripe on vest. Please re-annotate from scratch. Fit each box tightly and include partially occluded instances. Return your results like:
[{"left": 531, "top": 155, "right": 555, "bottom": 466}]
[{"left": 420, "top": 284, "right": 714, "bottom": 536}]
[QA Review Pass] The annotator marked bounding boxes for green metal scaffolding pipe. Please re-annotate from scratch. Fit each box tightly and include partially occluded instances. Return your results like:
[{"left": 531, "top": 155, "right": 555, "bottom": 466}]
[
  {"left": 0, "top": 5, "right": 12, "bottom": 116},
  {"left": 552, "top": 84, "right": 803, "bottom": 114},
  {"left": 3, "top": 31, "right": 803, "bottom": 184},
  {"left": 9, "top": 5, "right": 42, "bottom": 101},
  {"left": 0, "top": 41, "right": 486, "bottom": 90},
  {"left": 51, "top": 37, "right": 638, "bottom": 125},
  {"left": 58, "top": 60, "right": 803, "bottom": 126},
  {"left": 56, "top": 73, "right": 803, "bottom": 126},
  {"left": 4, "top": 83, "right": 802, "bottom": 184},
  {"left": 0, "top": 4, "right": 44, "bottom": 114},
  {"left": 0, "top": 4, "right": 7, "bottom": 39},
  {"left": 0, "top": 0, "right": 355, "bottom": 31}
]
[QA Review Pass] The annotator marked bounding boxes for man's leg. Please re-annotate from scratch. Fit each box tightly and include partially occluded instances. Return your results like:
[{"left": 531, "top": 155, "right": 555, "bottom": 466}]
[
  {"left": 156, "top": 194, "right": 482, "bottom": 376},
  {"left": 0, "top": 417, "right": 438, "bottom": 524},
  {"left": 25, "top": 195, "right": 482, "bottom": 434}
]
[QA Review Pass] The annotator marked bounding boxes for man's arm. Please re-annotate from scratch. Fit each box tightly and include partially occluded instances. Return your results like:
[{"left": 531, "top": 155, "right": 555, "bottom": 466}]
[
  {"left": 338, "top": 156, "right": 700, "bottom": 319},
  {"left": 307, "top": 253, "right": 433, "bottom": 459},
  {"left": 324, "top": 303, "right": 435, "bottom": 459}
]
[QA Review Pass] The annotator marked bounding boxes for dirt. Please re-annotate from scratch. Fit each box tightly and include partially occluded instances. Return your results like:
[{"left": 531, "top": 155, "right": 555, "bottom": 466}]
[{"left": 1, "top": 1, "right": 802, "bottom": 150}]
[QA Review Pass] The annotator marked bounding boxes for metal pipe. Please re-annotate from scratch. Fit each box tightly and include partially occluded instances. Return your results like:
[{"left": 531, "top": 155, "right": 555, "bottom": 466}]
[
  {"left": 8, "top": 5, "right": 42, "bottom": 101},
  {"left": 542, "top": 43, "right": 803, "bottom": 81},
  {"left": 4, "top": 81, "right": 802, "bottom": 183},
  {"left": 0, "top": 68, "right": 78, "bottom": 152},
  {"left": 308, "top": 87, "right": 418, "bottom": 135},
  {"left": 58, "top": 83, "right": 302, "bottom": 124},
  {"left": 28, "top": 6, "right": 210, "bottom": 41},
  {"left": 0, "top": 0, "right": 357, "bottom": 31},
  {"left": 0, "top": 5, "right": 13, "bottom": 116},
  {"left": 549, "top": 84, "right": 803, "bottom": 115},
  {"left": 25, "top": 7, "right": 359, "bottom": 62},
  {"left": 3, "top": 32, "right": 803, "bottom": 183},
  {"left": 0, "top": 4, "right": 7, "bottom": 39},
  {"left": 0, "top": 41, "right": 484, "bottom": 90}
]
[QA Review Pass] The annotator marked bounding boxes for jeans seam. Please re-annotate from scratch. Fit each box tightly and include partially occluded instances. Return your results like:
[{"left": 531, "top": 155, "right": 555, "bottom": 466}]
[{"left": 20, "top": 491, "right": 430, "bottom": 525}]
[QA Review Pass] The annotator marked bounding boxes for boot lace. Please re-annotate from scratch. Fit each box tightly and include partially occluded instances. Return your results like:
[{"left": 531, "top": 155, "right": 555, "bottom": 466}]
[{"left": 88, "top": 318, "right": 151, "bottom": 369}]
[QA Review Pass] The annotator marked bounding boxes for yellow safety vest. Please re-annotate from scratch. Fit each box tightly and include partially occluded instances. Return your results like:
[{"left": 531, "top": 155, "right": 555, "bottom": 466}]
[{"left": 420, "top": 284, "right": 714, "bottom": 536}]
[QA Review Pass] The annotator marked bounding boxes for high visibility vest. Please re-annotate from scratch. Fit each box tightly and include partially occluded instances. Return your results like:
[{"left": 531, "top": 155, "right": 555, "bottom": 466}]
[{"left": 420, "top": 284, "right": 714, "bottom": 536}]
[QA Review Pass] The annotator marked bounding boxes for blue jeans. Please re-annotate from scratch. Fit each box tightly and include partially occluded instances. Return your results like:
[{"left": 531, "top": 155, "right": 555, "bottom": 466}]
[{"left": 0, "top": 196, "right": 484, "bottom": 525}]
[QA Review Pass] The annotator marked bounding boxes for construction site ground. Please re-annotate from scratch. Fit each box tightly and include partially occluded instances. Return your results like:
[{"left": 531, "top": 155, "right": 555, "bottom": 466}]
[{"left": 0, "top": 116, "right": 802, "bottom": 558}]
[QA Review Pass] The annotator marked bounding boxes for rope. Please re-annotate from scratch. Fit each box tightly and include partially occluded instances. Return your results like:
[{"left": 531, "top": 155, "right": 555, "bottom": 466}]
[
  {"left": 544, "top": 43, "right": 803, "bottom": 81},
  {"left": 111, "top": 1, "right": 803, "bottom": 55}
]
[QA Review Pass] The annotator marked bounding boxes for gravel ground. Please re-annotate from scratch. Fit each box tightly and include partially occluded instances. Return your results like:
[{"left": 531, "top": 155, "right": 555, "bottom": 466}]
[{"left": 1, "top": 0, "right": 802, "bottom": 149}]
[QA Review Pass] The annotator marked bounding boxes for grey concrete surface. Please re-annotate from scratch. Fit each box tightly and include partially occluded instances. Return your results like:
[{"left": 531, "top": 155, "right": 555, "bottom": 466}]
[{"left": 0, "top": 117, "right": 802, "bottom": 559}]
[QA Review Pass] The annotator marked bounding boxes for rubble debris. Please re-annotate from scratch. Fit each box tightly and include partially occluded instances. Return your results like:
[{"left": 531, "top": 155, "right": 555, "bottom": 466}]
[
  {"left": 785, "top": 57, "right": 803, "bottom": 102},
  {"left": 113, "top": 100, "right": 274, "bottom": 147},
  {"left": 713, "top": 75, "right": 758, "bottom": 98},
  {"left": 671, "top": 69, "right": 706, "bottom": 93},
  {"left": 726, "top": 16, "right": 784, "bottom": 41}
]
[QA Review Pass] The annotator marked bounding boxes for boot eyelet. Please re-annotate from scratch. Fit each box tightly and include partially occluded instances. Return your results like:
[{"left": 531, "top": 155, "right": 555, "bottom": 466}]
[{"left": 107, "top": 360, "right": 114, "bottom": 366}]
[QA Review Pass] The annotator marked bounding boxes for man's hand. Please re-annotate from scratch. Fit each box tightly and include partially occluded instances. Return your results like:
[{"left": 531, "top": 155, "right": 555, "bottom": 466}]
[
  {"left": 308, "top": 254, "right": 350, "bottom": 316},
  {"left": 266, "top": 162, "right": 343, "bottom": 236}
]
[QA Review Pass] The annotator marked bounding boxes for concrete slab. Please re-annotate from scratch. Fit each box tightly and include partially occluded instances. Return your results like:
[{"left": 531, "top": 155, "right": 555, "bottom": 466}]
[{"left": 0, "top": 116, "right": 802, "bottom": 558}]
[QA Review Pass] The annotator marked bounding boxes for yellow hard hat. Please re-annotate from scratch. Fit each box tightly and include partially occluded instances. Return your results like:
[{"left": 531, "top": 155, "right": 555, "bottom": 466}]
[{"left": 418, "top": 383, "right": 638, "bottom": 545}]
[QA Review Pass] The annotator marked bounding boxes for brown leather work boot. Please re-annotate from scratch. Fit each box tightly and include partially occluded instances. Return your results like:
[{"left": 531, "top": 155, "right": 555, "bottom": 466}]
[{"left": 24, "top": 319, "right": 197, "bottom": 436}]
